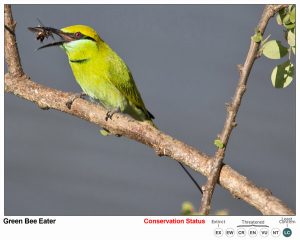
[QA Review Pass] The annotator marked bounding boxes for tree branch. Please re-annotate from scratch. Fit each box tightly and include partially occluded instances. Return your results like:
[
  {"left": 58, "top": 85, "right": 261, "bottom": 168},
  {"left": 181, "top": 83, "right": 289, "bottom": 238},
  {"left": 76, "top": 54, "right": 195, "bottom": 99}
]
[
  {"left": 4, "top": 73, "right": 294, "bottom": 215},
  {"left": 4, "top": 4, "right": 24, "bottom": 77},
  {"left": 4, "top": 4, "right": 294, "bottom": 215},
  {"left": 199, "top": 4, "right": 288, "bottom": 215}
]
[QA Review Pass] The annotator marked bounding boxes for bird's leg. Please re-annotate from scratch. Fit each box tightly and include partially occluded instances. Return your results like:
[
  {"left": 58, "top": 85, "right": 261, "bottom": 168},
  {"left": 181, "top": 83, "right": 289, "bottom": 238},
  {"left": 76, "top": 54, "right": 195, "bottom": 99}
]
[
  {"left": 66, "top": 92, "right": 86, "bottom": 109},
  {"left": 105, "top": 107, "right": 121, "bottom": 121}
]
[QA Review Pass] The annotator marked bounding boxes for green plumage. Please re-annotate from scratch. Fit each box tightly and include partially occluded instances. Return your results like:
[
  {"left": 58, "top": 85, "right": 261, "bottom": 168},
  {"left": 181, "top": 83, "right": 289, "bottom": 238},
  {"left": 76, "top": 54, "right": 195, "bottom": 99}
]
[{"left": 60, "top": 25, "right": 154, "bottom": 123}]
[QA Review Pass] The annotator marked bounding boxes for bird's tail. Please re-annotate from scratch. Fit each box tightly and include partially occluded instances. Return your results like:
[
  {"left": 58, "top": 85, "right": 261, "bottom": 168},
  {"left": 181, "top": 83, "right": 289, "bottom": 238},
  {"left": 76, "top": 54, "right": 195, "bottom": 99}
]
[
  {"left": 143, "top": 114, "right": 202, "bottom": 194},
  {"left": 144, "top": 109, "right": 157, "bottom": 128}
]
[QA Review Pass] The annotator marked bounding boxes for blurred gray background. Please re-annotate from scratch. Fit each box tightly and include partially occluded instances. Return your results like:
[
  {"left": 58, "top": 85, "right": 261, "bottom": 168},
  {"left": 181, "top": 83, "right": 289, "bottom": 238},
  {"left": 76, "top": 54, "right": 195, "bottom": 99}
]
[{"left": 5, "top": 5, "right": 295, "bottom": 215}]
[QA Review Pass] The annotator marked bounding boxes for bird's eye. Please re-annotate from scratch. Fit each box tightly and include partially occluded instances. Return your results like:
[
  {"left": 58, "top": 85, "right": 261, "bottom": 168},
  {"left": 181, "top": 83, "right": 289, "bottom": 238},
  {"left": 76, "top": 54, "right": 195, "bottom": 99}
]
[{"left": 74, "top": 32, "right": 82, "bottom": 39}]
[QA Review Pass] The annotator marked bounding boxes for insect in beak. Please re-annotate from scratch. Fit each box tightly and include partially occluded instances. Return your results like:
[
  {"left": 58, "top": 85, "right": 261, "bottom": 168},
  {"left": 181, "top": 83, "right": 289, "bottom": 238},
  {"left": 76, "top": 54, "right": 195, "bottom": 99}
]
[{"left": 28, "top": 23, "right": 77, "bottom": 50}]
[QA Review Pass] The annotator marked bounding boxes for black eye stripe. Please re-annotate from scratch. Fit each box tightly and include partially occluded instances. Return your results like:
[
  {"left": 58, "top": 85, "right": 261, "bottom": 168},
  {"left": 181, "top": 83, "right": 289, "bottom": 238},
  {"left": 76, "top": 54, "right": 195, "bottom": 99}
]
[{"left": 83, "top": 36, "right": 96, "bottom": 42}]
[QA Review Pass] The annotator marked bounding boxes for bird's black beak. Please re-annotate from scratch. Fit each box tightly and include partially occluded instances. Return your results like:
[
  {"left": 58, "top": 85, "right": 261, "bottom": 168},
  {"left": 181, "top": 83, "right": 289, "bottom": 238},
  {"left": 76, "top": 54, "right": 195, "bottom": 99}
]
[{"left": 28, "top": 26, "right": 76, "bottom": 50}]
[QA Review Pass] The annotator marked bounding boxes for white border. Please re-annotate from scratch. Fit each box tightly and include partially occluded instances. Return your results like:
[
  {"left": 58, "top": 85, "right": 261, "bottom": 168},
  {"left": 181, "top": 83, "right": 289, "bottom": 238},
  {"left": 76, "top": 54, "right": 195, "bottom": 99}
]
[{"left": 1, "top": 1, "right": 298, "bottom": 239}]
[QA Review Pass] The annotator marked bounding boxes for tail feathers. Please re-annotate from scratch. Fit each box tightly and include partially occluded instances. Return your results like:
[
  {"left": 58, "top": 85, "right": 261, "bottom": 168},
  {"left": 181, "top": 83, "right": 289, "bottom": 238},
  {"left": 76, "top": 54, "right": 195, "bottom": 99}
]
[
  {"left": 147, "top": 110, "right": 155, "bottom": 119},
  {"left": 143, "top": 109, "right": 156, "bottom": 128},
  {"left": 136, "top": 105, "right": 154, "bottom": 120}
]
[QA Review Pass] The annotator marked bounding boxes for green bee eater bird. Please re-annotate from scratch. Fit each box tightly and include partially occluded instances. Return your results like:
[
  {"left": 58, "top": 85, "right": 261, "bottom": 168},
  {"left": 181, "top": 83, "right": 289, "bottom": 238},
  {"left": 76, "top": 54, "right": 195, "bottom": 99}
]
[
  {"left": 29, "top": 24, "right": 203, "bottom": 194},
  {"left": 29, "top": 25, "right": 155, "bottom": 126}
]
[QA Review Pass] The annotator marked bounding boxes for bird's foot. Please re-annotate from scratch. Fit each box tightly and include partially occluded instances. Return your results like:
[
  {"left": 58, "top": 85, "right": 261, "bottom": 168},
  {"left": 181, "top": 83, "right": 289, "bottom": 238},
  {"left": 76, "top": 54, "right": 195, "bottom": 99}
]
[
  {"left": 66, "top": 92, "right": 86, "bottom": 109},
  {"left": 105, "top": 108, "right": 120, "bottom": 121}
]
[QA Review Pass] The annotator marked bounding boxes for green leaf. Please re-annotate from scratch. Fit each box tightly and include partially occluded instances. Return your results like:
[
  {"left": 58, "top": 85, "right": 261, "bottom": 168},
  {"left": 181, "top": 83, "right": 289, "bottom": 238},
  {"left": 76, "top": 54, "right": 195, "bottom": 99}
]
[
  {"left": 181, "top": 201, "right": 194, "bottom": 215},
  {"left": 251, "top": 31, "right": 263, "bottom": 43},
  {"left": 262, "top": 40, "right": 288, "bottom": 59},
  {"left": 292, "top": 46, "right": 295, "bottom": 55},
  {"left": 100, "top": 129, "right": 110, "bottom": 136},
  {"left": 287, "top": 30, "right": 295, "bottom": 47},
  {"left": 276, "top": 13, "right": 283, "bottom": 25},
  {"left": 214, "top": 139, "right": 224, "bottom": 149},
  {"left": 271, "top": 61, "right": 294, "bottom": 88},
  {"left": 283, "top": 13, "right": 291, "bottom": 24},
  {"left": 284, "top": 22, "right": 295, "bottom": 30},
  {"left": 290, "top": 6, "right": 295, "bottom": 23},
  {"left": 278, "top": 8, "right": 286, "bottom": 18}
]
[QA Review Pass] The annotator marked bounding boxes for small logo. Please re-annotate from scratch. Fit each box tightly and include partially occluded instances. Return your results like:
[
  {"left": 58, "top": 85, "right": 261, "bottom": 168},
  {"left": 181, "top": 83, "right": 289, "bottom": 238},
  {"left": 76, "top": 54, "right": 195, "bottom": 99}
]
[
  {"left": 225, "top": 228, "right": 235, "bottom": 237},
  {"left": 283, "top": 228, "right": 292, "bottom": 237},
  {"left": 271, "top": 228, "right": 281, "bottom": 237},
  {"left": 214, "top": 228, "right": 223, "bottom": 237}
]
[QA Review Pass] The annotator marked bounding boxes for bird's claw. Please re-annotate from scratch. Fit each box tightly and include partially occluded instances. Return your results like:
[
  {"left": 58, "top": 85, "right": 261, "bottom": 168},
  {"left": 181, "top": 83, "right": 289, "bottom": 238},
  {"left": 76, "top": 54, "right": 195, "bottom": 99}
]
[
  {"left": 105, "top": 111, "right": 114, "bottom": 121},
  {"left": 105, "top": 108, "right": 120, "bottom": 121}
]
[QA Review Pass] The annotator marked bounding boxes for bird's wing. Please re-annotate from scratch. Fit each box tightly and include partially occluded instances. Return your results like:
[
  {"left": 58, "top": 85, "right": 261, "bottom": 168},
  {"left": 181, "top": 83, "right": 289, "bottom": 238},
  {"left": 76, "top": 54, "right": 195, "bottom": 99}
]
[{"left": 107, "top": 52, "right": 153, "bottom": 118}]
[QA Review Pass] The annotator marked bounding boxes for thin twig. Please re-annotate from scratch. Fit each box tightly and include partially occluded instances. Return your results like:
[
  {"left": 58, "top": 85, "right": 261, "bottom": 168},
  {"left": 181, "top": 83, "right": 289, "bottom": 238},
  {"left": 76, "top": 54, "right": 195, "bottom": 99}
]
[
  {"left": 4, "top": 4, "right": 294, "bottom": 215},
  {"left": 199, "top": 4, "right": 288, "bottom": 215}
]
